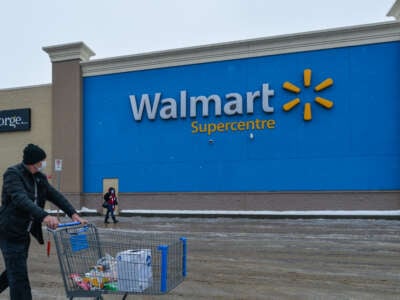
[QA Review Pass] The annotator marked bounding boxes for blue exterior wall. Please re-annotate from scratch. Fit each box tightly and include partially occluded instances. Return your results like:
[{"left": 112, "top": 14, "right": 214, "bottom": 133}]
[{"left": 83, "top": 41, "right": 400, "bottom": 193}]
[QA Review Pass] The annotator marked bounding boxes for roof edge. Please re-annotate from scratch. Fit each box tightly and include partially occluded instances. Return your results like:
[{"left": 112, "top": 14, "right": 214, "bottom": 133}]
[{"left": 80, "top": 21, "right": 400, "bottom": 77}]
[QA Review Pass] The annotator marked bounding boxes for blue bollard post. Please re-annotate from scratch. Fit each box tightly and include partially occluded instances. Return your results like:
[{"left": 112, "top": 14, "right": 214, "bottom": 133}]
[
  {"left": 180, "top": 237, "right": 187, "bottom": 277},
  {"left": 158, "top": 245, "right": 169, "bottom": 293}
]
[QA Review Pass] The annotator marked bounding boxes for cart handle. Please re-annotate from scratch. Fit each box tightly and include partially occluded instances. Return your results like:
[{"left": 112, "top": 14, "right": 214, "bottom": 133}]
[
  {"left": 57, "top": 221, "right": 81, "bottom": 228},
  {"left": 47, "top": 221, "right": 82, "bottom": 232}
]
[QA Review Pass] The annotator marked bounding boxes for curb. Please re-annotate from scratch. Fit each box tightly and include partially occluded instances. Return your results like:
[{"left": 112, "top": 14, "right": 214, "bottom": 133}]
[{"left": 47, "top": 210, "right": 400, "bottom": 220}]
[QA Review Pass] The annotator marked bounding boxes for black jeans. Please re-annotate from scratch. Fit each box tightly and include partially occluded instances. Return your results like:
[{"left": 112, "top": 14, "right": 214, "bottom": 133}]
[
  {"left": 105, "top": 204, "right": 117, "bottom": 222},
  {"left": 0, "top": 236, "right": 31, "bottom": 300}
]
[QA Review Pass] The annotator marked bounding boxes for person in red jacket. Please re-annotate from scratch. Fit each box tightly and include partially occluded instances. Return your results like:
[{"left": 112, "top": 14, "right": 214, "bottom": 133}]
[{"left": 103, "top": 187, "right": 119, "bottom": 224}]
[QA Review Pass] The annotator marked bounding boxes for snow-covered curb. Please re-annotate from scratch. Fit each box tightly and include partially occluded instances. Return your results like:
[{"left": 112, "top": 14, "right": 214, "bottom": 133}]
[{"left": 46, "top": 208, "right": 400, "bottom": 218}]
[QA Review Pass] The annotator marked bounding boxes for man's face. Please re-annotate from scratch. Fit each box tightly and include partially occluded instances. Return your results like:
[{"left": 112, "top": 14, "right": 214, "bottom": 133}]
[{"left": 34, "top": 160, "right": 47, "bottom": 172}]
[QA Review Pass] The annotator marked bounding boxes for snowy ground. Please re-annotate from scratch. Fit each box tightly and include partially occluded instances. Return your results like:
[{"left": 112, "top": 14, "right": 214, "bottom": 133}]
[{"left": 0, "top": 216, "right": 400, "bottom": 299}]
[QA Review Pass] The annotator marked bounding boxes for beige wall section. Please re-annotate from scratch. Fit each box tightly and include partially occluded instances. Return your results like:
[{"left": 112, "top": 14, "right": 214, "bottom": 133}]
[
  {"left": 0, "top": 84, "right": 53, "bottom": 188},
  {"left": 43, "top": 42, "right": 95, "bottom": 208},
  {"left": 51, "top": 60, "right": 82, "bottom": 206}
]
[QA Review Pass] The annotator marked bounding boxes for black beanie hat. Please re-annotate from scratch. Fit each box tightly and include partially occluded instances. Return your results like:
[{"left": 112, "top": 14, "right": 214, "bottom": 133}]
[{"left": 23, "top": 144, "right": 46, "bottom": 165}]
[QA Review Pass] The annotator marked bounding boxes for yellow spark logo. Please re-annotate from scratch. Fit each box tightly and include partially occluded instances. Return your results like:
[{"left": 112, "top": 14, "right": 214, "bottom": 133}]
[{"left": 282, "top": 69, "right": 334, "bottom": 121}]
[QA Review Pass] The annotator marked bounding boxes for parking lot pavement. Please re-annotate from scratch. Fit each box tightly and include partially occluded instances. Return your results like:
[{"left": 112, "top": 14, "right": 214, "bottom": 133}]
[{"left": 0, "top": 216, "right": 400, "bottom": 299}]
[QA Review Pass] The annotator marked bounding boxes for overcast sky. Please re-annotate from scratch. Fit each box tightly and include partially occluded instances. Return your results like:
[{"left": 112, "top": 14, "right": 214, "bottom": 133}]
[{"left": 0, "top": 0, "right": 396, "bottom": 89}]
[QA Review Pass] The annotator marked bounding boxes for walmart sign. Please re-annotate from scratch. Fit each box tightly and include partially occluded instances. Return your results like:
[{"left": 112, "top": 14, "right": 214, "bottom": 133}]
[{"left": 129, "top": 83, "right": 275, "bottom": 120}]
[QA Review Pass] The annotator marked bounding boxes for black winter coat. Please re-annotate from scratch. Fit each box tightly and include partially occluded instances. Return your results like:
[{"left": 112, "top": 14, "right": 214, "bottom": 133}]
[{"left": 0, "top": 163, "right": 77, "bottom": 244}]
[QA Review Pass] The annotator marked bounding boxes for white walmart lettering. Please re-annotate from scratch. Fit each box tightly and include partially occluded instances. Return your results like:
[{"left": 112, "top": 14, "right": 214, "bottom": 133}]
[{"left": 129, "top": 84, "right": 274, "bottom": 121}]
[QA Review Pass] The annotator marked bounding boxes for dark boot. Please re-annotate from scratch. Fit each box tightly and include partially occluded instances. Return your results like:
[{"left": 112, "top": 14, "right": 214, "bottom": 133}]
[
  {"left": 112, "top": 216, "right": 119, "bottom": 224},
  {"left": 104, "top": 216, "right": 109, "bottom": 224}
]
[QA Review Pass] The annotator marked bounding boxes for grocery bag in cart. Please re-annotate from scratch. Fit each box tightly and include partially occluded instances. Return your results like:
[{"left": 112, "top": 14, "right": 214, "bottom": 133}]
[{"left": 116, "top": 249, "right": 153, "bottom": 292}]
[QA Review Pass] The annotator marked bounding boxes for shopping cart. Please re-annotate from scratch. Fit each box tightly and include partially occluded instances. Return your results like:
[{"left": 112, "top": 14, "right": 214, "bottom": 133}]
[{"left": 48, "top": 222, "right": 187, "bottom": 300}]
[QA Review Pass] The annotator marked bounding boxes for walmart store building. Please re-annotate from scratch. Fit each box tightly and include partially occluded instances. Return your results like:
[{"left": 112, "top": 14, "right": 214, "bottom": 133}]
[{"left": 2, "top": 6, "right": 400, "bottom": 214}]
